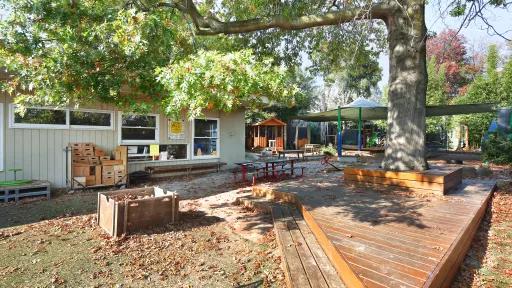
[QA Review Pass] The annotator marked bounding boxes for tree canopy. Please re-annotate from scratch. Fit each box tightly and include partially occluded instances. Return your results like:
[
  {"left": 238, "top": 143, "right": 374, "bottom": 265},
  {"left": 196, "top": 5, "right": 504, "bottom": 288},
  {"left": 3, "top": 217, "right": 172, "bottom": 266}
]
[
  {"left": 0, "top": 0, "right": 307, "bottom": 118},
  {"left": 0, "top": 0, "right": 388, "bottom": 120},
  {"left": 455, "top": 44, "right": 512, "bottom": 147}
]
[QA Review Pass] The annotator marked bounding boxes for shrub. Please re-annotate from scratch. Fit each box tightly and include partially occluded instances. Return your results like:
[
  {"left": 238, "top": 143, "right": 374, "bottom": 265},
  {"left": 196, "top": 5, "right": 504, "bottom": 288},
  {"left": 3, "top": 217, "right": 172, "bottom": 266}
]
[
  {"left": 321, "top": 144, "right": 338, "bottom": 157},
  {"left": 482, "top": 134, "right": 512, "bottom": 164}
]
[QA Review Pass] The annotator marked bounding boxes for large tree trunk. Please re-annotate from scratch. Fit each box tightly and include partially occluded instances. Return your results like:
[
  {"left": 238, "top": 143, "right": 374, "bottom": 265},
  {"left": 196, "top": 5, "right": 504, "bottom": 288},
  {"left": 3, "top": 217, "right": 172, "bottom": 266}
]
[{"left": 382, "top": 2, "right": 428, "bottom": 171}]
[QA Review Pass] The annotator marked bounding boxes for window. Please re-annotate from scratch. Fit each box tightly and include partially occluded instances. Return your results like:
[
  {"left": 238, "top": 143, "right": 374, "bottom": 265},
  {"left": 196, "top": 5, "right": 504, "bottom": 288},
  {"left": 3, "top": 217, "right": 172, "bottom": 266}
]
[
  {"left": 70, "top": 110, "right": 113, "bottom": 130},
  {"left": 0, "top": 103, "right": 3, "bottom": 171},
  {"left": 193, "top": 118, "right": 219, "bottom": 158},
  {"left": 9, "top": 105, "right": 68, "bottom": 129},
  {"left": 119, "top": 113, "right": 159, "bottom": 144},
  {"left": 9, "top": 104, "right": 114, "bottom": 130},
  {"left": 126, "top": 144, "right": 188, "bottom": 162}
]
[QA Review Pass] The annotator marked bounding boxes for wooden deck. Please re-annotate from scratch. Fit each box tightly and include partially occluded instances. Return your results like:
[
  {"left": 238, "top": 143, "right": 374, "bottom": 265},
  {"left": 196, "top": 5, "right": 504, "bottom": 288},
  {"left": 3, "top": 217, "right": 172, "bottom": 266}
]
[
  {"left": 255, "top": 176, "right": 496, "bottom": 288},
  {"left": 272, "top": 204, "right": 345, "bottom": 288}
]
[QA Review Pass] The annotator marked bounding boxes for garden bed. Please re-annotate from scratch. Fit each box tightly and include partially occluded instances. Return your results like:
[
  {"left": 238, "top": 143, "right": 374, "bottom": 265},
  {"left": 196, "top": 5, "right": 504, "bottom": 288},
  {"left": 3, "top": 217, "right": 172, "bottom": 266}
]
[{"left": 97, "top": 187, "right": 179, "bottom": 237}]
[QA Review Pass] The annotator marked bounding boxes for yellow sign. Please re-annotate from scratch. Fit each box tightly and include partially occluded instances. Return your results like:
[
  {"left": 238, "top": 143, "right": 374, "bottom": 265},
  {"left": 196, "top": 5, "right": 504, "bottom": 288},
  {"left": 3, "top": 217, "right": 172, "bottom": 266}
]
[
  {"left": 168, "top": 119, "right": 185, "bottom": 140},
  {"left": 170, "top": 121, "right": 182, "bottom": 134},
  {"left": 149, "top": 144, "right": 160, "bottom": 157}
]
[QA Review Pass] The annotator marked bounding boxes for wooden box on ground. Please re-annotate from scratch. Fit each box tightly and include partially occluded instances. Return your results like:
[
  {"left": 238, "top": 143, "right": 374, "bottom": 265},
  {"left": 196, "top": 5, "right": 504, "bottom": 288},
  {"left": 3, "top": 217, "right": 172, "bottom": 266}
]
[
  {"left": 344, "top": 166, "right": 463, "bottom": 195},
  {"left": 97, "top": 187, "right": 179, "bottom": 237}
]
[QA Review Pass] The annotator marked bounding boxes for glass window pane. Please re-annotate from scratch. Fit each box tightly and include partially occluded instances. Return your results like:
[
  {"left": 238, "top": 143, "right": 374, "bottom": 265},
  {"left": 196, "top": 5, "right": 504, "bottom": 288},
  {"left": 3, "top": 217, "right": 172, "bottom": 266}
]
[
  {"left": 161, "top": 144, "right": 187, "bottom": 160},
  {"left": 122, "top": 115, "right": 156, "bottom": 128},
  {"left": 194, "top": 119, "right": 218, "bottom": 137},
  {"left": 193, "top": 138, "right": 218, "bottom": 156},
  {"left": 121, "top": 128, "right": 156, "bottom": 140},
  {"left": 70, "top": 111, "right": 111, "bottom": 127},
  {"left": 14, "top": 108, "right": 66, "bottom": 125}
]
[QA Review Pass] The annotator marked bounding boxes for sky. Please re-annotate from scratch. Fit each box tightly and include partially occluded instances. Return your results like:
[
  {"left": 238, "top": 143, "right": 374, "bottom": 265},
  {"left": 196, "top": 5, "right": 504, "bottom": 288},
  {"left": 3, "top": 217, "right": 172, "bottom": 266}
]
[{"left": 377, "top": 2, "right": 512, "bottom": 89}]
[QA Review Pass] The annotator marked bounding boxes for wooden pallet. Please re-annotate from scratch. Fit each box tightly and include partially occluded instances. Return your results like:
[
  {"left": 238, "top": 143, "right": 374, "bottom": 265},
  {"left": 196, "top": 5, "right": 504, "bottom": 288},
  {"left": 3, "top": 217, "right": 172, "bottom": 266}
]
[
  {"left": 344, "top": 166, "right": 462, "bottom": 195},
  {"left": 272, "top": 204, "right": 345, "bottom": 288},
  {"left": 0, "top": 180, "right": 50, "bottom": 202}
]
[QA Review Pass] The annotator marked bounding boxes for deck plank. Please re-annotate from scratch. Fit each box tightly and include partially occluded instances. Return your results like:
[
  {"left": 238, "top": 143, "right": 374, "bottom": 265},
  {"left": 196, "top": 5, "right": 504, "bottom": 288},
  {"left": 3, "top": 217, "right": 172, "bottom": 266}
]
[
  {"left": 281, "top": 206, "right": 330, "bottom": 288},
  {"left": 289, "top": 207, "right": 345, "bottom": 288},
  {"left": 272, "top": 205, "right": 312, "bottom": 288}
]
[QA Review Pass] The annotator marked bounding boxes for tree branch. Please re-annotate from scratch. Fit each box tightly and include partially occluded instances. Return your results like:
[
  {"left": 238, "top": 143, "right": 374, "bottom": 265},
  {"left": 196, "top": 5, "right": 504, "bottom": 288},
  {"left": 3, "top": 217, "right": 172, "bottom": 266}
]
[{"left": 157, "top": 0, "right": 395, "bottom": 35}]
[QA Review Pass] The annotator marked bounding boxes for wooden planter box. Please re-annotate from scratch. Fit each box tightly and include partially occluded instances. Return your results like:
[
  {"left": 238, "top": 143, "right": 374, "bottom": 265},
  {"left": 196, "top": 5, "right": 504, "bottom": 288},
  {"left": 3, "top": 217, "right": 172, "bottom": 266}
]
[
  {"left": 97, "top": 187, "right": 179, "bottom": 237},
  {"left": 344, "top": 166, "right": 463, "bottom": 195}
]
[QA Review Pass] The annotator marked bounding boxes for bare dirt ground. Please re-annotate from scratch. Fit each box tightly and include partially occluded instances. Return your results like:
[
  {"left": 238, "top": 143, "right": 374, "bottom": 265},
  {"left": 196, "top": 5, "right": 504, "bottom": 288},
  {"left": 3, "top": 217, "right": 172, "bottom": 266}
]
[
  {"left": 0, "top": 157, "right": 511, "bottom": 287},
  {"left": 0, "top": 170, "right": 285, "bottom": 287}
]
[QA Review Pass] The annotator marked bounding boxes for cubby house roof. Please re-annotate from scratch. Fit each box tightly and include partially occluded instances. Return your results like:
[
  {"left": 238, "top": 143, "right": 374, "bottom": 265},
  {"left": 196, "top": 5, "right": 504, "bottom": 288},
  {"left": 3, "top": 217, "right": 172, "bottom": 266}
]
[{"left": 252, "top": 117, "right": 287, "bottom": 126}]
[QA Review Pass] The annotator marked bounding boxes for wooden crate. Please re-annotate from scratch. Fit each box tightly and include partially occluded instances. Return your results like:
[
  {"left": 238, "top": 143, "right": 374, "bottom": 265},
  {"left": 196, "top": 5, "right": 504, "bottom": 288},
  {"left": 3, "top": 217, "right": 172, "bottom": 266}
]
[
  {"left": 70, "top": 143, "right": 128, "bottom": 189},
  {"left": 344, "top": 166, "right": 463, "bottom": 195},
  {"left": 97, "top": 187, "right": 179, "bottom": 237}
]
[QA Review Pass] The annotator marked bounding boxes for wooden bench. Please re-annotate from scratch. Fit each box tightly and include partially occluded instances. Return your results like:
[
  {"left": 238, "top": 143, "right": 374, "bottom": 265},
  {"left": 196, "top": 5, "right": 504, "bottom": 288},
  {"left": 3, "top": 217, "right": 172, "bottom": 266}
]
[
  {"left": 146, "top": 162, "right": 227, "bottom": 177},
  {"left": 278, "top": 150, "right": 305, "bottom": 160},
  {"left": 252, "top": 166, "right": 306, "bottom": 184}
]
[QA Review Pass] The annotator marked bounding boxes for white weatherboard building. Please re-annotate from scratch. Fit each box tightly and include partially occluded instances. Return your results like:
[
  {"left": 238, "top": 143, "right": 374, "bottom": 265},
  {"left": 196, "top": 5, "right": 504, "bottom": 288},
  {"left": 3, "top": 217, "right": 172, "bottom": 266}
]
[{"left": 0, "top": 84, "right": 245, "bottom": 188}]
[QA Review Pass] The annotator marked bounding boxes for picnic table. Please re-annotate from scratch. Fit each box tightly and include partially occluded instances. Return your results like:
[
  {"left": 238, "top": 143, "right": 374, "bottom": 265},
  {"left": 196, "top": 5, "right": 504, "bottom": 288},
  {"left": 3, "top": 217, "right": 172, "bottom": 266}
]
[
  {"left": 234, "top": 161, "right": 263, "bottom": 182},
  {"left": 233, "top": 159, "right": 304, "bottom": 183},
  {"left": 277, "top": 149, "right": 305, "bottom": 160}
]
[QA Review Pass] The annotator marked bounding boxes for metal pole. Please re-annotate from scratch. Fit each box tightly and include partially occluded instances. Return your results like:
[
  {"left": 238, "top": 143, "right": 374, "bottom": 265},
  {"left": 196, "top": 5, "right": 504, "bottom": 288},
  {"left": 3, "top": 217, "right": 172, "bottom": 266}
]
[
  {"left": 358, "top": 107, "right": 362, "bottom": 151},
  {"left": 337, "top": 106, "right": 342, "bottom": 158}
]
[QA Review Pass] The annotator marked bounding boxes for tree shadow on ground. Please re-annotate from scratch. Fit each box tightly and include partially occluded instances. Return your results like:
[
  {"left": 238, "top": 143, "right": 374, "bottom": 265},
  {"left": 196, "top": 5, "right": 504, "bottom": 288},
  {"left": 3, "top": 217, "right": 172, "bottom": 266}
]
[
  {"left": 271, "top": 175, "right": 432, "bottom": 228},
  {"left": 235, "top": 279, "right": 264, "bottom": 288},
  {"left": 132, "top": 210, "right": 225, "bottom": 236},
  {"left": 0, "top": 192, "right": 97, "bottom": 229}
]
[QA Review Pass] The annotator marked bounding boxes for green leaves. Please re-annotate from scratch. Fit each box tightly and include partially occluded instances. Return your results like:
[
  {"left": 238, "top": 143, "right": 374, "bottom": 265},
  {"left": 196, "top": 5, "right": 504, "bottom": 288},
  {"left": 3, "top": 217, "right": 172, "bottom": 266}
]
[
  {"left": 0, "top": 0, "right": 303, "bottom": 117},
  {"left": 454, "top": 44, "right": 512, "bottom": 147},
  {"left": 156, "top": 49, "right": 299, "bottom": 119}
]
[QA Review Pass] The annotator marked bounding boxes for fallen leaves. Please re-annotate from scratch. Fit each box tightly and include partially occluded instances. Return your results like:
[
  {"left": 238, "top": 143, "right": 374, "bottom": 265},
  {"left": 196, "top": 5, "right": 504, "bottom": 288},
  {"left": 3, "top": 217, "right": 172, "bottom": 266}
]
[{"left": 453, "top": 180, "right": 512, "bottom": 287}]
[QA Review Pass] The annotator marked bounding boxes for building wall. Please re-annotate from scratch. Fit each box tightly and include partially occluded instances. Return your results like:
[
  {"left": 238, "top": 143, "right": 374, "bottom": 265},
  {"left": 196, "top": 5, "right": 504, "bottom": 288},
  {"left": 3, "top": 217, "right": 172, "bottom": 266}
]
[{"left": 0, "top": 92, "right": 245, "bottom": 187}]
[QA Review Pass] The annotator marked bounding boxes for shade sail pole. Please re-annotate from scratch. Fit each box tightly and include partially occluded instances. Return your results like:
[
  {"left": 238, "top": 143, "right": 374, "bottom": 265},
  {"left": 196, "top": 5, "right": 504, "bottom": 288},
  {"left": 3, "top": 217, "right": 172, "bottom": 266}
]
[
  {"left": 357, "top": 107, "right": 362, "bottom": 151},
  {"left": 337, "top": 106, "right": 342, "bottom": 158}
]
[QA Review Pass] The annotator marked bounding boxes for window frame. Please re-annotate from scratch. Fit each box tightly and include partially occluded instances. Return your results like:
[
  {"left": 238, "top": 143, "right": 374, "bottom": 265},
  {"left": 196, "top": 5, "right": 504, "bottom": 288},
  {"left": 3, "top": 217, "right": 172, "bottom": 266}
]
[
  {"left": 0, "top": 103, "right": 3, "bottom": 171},
  {"left": 9, "top": 104, "right": 115, "bottom": 131},
  {"left": 9, "top": 104, "right": 69, "bottom": 129},
  {"left": 69, "top": 109, "right": 115, "bottom": 130},
  {"left": 118, "top": 112, "right": 160, "bottom": 145},
  {"left": 192, "top": 117, "right": 220, "bottom": 159}
]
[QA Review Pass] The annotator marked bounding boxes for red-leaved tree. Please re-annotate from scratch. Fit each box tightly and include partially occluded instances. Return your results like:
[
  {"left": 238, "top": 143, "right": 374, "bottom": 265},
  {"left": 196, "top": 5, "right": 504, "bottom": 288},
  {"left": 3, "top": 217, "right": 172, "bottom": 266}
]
[{"left": 427, "top": 29, "right": 483, "bottom": 96}]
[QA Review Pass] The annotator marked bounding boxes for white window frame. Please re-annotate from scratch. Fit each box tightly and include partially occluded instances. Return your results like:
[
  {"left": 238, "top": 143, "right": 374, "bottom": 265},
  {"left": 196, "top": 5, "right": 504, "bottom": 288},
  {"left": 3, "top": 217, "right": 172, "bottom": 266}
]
[
  {"left": 9, "top": 104, "right": 69, "bottom": 129},
  {"left": 9, "top": 104, "right": 115, "bottom": 131},
  {"left": 0, "top": 103, "right": 4, "bottom": 171},
  {"left": 69, "top": 109, "right": 115, "bottom": 130},
  {"left": 118, "top": 112, "right": 160, "bottom": 144},
  {"left": 192, "top": 117, "right": 220, "bottom": 159}
]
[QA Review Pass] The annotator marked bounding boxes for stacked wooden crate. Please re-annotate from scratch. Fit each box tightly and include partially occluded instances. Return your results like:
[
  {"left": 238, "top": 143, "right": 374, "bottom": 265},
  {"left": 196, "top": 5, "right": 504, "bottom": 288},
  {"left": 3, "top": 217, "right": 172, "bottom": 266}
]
[{"left": 70, "top": 143, "right": 128, "bottom": 189}]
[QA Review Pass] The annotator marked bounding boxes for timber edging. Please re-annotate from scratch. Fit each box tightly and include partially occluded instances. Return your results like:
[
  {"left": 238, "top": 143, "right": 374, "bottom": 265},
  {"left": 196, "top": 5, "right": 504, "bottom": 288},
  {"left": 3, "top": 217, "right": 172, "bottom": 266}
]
[{"left": 422, "top": 183, "right": 496, "bottom": 287}]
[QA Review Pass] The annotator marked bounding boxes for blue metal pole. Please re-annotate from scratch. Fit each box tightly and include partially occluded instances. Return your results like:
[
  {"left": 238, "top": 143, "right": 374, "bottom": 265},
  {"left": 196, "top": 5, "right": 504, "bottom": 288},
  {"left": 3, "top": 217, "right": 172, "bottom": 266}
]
[
  {"left": 337, "top": 106, "right": 342, "bottom": 158},
  {"left": 358, "top": 107, "right": 362, "bottom": 151}
]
